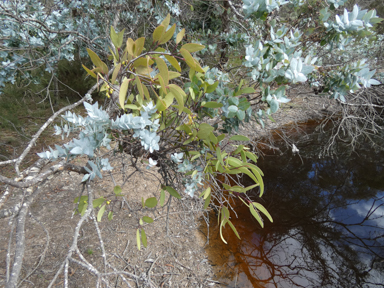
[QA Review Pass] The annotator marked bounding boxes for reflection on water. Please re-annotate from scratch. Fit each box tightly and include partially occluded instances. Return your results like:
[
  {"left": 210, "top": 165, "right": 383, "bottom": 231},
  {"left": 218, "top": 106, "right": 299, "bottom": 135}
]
[{"left": 203, "top": 123, "right": 384, "bottom": 287}]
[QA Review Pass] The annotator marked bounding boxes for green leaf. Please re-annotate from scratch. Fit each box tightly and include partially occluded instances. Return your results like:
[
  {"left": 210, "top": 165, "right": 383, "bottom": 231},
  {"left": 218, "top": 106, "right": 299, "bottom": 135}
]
[
  {"left": 206, "top": 81, "right": 219, "bottom": 93},
  {"left": 165, "top": 186, "right": 181, "bottom": 199},
  {"left": 229, "top": 135, "right": 250, "bottom": 141},
  {"left": 220, "top": 219, "right": 228, "bottom": 244},
  {"left": 159, "top": 190, "right": 165, "bottom": 207},
  {"left": 80, "top": 202, "right": 88, "bottom": 216},
  {"left": 181, "top": 43, "right": 205, "bottom": 53},
  {"left": 119, "top": 78, "right": 130, "bottom": 108},
  {"left": 233, "top": 145, "right": 244, "bottom": 155},
  {"left": 252, "top": 202, "right": 273, "bottom": 223},
  {"left": 74, "top": 195, "right": 88, "bottom": 203},
  {"left": 204, "top": 192, "right": 211, "bottom": 209},
  {"left": 227, "top": 220, "right": 241, "bottom": 240},
  {"left": 110, "top": 26, "right": 125, "bottom": 49},
  {"left": 114, "top": 185, "right": 122, "bottom": 196},
  {"left": 144, "top": 197, "right": 158, "bottom": 208},
  {"left": 209, "top": 132, "right": 218, "bottom": 144},
  {"left": 216, "top": 147, "right": 224, "bottom": 166},
  {"left": 108, "top": 211, "right": 113, "bottom": 221},
  {"left": 249, "top": 204, "right": 263, "bottom": 228},
  {"left": 217, "top": 134, "right": 225, "bottom": 142},
  {"left": 238, "top": 87, "right": 255, "bottom": 95},
  {"left": 142, "top": 216, "right": 154, "bottom": 223},
  {"left": 141, "top": 229, "right": 147, "bottom": 248},
  {"left": 97, "top": 204, "right": 106, "bottom": 222},
  {"left": 93, "top": 198, "right": 105, "bottom": 208},
  {"left": 136, "top": 228, "right": 141, "bottom": 250},
  {"left": 245, "top": 163, "right": 264, "bottom": 196},
  {"left": 245, "top": 151, "right": 257, "bottom": 163},
  {"left": 197, "top": 123, "right": 214, "bottom": 140},
  {"left": 202, "top": 102, "right": 223, "bottom": 108}
]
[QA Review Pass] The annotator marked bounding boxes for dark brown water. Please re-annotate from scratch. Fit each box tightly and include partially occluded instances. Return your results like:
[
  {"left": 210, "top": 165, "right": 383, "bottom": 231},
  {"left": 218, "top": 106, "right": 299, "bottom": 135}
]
[{"left": 203, "top": 122, "right": 384, "bottom": 288}]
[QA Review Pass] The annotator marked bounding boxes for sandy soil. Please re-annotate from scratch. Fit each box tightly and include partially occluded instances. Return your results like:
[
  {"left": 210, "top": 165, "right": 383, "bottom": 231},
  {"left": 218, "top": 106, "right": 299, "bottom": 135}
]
[{"left": 0, "top": 88, "right": 339, "bottom": 287}]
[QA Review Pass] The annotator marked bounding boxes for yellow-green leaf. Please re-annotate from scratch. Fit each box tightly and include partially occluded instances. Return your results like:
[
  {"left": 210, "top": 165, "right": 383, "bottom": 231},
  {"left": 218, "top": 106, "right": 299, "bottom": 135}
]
[
  {"left": 135, "top": 76, "right": 144, "bottom": 100},
  {"left": 136, "top": 228, "right": 141, "bottom": 250},
  {"left": 160, "top": 189, "right": 165, "bottom": 207},
  {"left": 252, "top": 202, "right": 273, "bottom": 223},
  {"left": 141, "top": 229, "right": 147, "bottom": 248},
  {"left": 245, "top": 151, "right": 258, "bottom": 163},
  {"left": 108, "top": 211, "right": 113, "bottom": 221},
  {"left": 156, "top": 98, "right": 167, "bottom": 111},
  {"left": 176, "top": 28, "right": 185, "bottom": 44},
  {"left": 168, "top": 71, "right": 181, "bottom": 80},
  {"left": 220, "top": 219, "right": 228, "bottom": 244},
  {"left": 134, "top": 37, "right": 145, "bottom": 57},
  {"left": 203, "top": 187, "right": 211, "bottom": 199},
  {"left": 227, "top": 220, "right": 241, "bottom": 240},
  {"left": 216, "top": 147, "right": 224, "bottom": 166},
  {"left": 155, "top": 57, "right": 169, "bottom": 85},
  {"left": 124, "top": 104, "right": 140, "bottom": 110},
  {"left": 159, "top": 23, "right": 176, "bottom": 45},
  {"left": 165, "top": 55, "right": 181, "bottom": 72},
  {"left": 164, "top": 92, "right": 174, "bottom": 107},
  {"left": 143, "top": 84, "right": 150, "bottom": 100},
  {"left": 168, "top": 84, "right": 186, "bottom": 113},
  {"left": 204, "top": 192, "right": 211, "bottom": 209},
  {"left": 179, "top": 48, "right": 197, "bottom": 70},
  {"left": 82, "top": 64, "right": 97, "bottom": 78},
  {"left": 87, "top": 48, "right": 103, "bottom": 68},
  {"left": 161, "top": 13, "right": 170, "bottom": 28},
  {"left": 153, "top": 25, "right": 165, "bottom": 43},
  {"left": 181, "top": 43, "right": 205, "bottom": 53},
  {"left": 97, "top": 204, "right": 106, "bottom": 222},
  {"left": 249, "top": 204, "right": 263, "bottom": 228},
  {"left": 119, "top": 78, "right": 130, "bottom": 108},
  {"left": 126, "top": 38, "right": 135, "bottom": 56},
  {"left": 108, "top": 46, "right": 119, "bottom": 63},
  {"left": 111, "top": 63, "right": 121, "bottom": 84},
  {"left": 157, "top": 74, "right": 167, "bottom": 94},
  {"left": 133, "top": 57, "right": 154, "bottom": 67}
]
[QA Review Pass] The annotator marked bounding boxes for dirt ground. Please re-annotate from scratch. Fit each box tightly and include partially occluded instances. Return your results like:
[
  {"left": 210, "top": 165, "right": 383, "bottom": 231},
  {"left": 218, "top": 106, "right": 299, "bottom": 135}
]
[{"left": 0, "top": 88, "right": 339, "bottom": 288}]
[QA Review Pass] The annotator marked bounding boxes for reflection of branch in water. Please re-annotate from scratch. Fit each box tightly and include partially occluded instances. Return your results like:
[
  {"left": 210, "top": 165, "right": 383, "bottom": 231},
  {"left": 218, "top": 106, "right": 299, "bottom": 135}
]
[{"left": 207, "top": 138, "right": 384, "bottom": 288}]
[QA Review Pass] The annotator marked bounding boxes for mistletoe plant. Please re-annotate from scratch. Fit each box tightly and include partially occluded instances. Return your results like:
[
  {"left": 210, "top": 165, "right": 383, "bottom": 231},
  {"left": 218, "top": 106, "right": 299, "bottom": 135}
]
[{"left": 38, "top": 14, "right": 271, "bottom": 248}]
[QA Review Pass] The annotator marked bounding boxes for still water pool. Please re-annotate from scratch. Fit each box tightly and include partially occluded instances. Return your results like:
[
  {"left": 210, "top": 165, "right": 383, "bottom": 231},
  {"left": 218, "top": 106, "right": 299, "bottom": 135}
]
[{"left": 203, "top": 123, "right": 384, "bottom": 287}]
